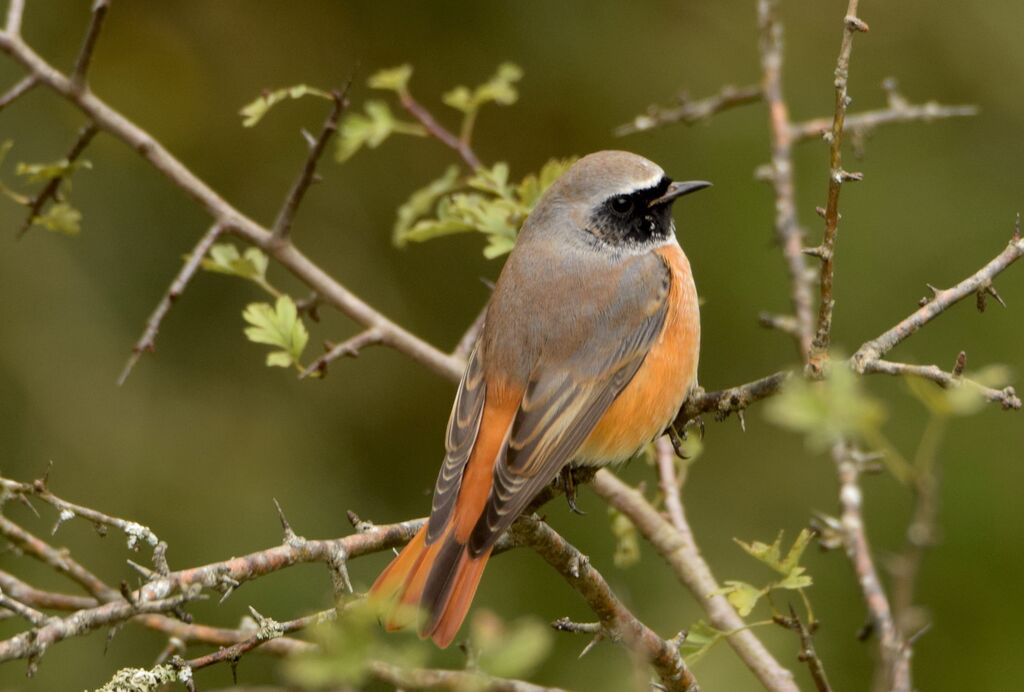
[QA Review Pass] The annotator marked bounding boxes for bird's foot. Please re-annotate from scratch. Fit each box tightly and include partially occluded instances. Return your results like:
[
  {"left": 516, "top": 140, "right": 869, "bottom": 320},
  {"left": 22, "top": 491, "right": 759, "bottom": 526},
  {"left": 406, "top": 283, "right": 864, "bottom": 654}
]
[{"left": 560, "top": 466, "right": 587, "bottom": 515}]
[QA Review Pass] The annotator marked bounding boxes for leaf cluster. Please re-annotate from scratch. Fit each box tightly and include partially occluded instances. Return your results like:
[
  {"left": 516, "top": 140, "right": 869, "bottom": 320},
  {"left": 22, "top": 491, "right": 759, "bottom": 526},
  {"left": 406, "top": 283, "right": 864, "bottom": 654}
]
[{"left": 0, "top": 140, "right": 91, "bottom": 235}]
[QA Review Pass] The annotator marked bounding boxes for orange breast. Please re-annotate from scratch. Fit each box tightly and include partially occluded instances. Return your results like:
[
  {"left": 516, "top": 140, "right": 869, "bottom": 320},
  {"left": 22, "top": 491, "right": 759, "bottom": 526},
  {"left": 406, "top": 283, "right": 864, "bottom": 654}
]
[{"left": 575, "top": 243, "right": 700, "bottom": 464}]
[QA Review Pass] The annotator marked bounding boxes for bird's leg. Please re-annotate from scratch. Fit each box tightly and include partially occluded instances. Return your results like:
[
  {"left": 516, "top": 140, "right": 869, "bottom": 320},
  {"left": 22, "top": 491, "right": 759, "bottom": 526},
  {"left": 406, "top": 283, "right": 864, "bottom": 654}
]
[
  {"left": 560, "top": 466, "right": 587, "bottom": 515},
  {"left": 668, "top": 425, "right": 690, "bottom": 459}
]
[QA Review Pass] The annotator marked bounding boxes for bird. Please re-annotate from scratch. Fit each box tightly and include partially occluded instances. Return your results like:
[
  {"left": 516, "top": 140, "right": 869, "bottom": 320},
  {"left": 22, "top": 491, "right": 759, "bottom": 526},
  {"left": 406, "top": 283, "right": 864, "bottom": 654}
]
[{"left": 370, "top": 150, "right": 708, "bottom": 647}]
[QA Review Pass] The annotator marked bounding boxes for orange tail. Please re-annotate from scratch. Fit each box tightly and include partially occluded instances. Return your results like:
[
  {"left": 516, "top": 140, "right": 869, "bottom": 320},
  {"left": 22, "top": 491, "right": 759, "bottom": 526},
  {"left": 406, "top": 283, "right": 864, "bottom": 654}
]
[{"left": 369, "top": 520, "right": 492, "bottom": 648}]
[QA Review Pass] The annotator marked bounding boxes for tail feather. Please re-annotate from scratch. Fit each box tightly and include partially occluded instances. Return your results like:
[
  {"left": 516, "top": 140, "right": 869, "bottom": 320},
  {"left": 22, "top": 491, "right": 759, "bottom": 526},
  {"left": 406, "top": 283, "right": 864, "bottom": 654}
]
[{"left": 368, "top": 520, "right": 491, "bottom": 647}]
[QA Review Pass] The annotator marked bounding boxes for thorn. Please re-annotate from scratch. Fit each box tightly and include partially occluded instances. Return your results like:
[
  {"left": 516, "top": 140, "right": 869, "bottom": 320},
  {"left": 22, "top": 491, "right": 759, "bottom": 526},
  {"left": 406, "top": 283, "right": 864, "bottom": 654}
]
[
  {"left": 952, "top": 351, "right": 967, "bottom": 377},
  {"left": 104, "top": 622, "right": 123, "bottom": 655},
  {"left": 737, "top": 409, "right": 747, "bottom": 432},
  {"left": 840, "top": 169, "right": 864, "bottom": 183},
  {"left": 300, "top": 128, "right": 316, "bottom": 148},
  {"left": 815, "top": 206, "right": 827, "bottom": 219},
  {"left": 273, "top": 498, "right": 298, "bottom": 544},
  {"left": 986, "top": 284, "right": 1007, "bottom": 308},
  {"left": 1014, "top": 212, "right": 1022, "bottom": 242},
  {"left": 802, "top": 245, "right": 827, "bottom": 259},
  {"left": 127, "top": 559, "right": 156, "bottom": 581},
  {"left": 17, "top": 494, "right": 39, "bottom": 518},
  {"left": 578, "top": 633, "right": 604, "bottom": 659},
  {"left": 119, "top": 580, "right": 138, "bottom": 607}
]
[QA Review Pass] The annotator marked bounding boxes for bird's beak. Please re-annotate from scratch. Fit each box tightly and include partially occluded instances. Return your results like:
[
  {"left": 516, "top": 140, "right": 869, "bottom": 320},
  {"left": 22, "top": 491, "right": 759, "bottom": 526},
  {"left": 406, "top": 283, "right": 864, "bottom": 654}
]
[{"left": 648, "top": 180, "right": 712, "bottom": 207}]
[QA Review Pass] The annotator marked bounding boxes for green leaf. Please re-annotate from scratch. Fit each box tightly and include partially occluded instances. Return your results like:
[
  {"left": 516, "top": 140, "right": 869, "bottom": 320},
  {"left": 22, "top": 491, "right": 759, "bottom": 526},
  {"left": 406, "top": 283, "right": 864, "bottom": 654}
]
[
  {"left": 714, "top": 581, "right": 766, "bottom": 617},
  {"left": 764, "top": 362, "right": 885, "bottom": 449},
  {"left": 679, "top": 620, "right": 727, "bottom": 666},
  {"left": 443, "top": 62, "right": 523, "bottom": 113},
  {"left": 31, "top": 202, "right": 81, "bottom": 235},
  {"left": 906, "top": 365, "right": 1013, "bottom": 417},
  {"left": 239, "top": 84, "right": 332, "bottom": 127},
  {"left": 16, "top": 158, "right": 91, "bottom": 184},
  {"left": 735, "top": 529, "right": 814, "bottom": 577},
  {"left": 242, "top": 295, "right": 308, "bottom": 368},
  {"left": 201, "top": 243, "right": 269, "bottom": 284},
  {"left": 393, "top": 165, "right": 463, "bottom": 246},
  {"left": 335, "top": 100, "right": 426, "bottom": 162},
  {"left": 472, "top": 611, "right": 553, "bottom": 679},
  {"left": 368, "top": 64, "right": 413, "bottom": 93},
  {"left": 0, "top": 139, "right": 12, "bottom": 167}
]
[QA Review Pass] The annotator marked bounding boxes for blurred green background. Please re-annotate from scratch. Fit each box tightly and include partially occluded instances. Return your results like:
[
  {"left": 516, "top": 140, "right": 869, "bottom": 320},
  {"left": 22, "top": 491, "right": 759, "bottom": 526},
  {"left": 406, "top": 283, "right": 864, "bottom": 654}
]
[{"left": 1, "top": 1, "right": 1022, "bottom": 689}]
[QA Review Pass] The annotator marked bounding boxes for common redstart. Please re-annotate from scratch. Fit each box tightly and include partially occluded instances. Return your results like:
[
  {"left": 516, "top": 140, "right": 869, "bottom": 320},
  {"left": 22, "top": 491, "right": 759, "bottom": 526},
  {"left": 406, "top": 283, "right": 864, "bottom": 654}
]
[{"left": 371, "top": 150, "right": 708, "bottom": 647}]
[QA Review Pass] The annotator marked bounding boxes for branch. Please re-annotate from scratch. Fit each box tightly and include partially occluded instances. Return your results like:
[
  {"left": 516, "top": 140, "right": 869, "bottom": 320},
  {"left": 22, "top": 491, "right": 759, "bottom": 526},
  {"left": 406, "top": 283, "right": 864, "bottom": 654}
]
[
  {"left": 0, "top": 29, "right": 466, "bottom": 384},
  {"left": 271, "top": 86, "right": 348, "bottom": 240},
  {"left": 0, "top": 569, "right": 98, "bottom": 613},
  {"left": 0, "top": 73, "right": 34, "bottom": 111},
  {"left": 396, "top": 88, "right": 482, "bottom": 170},
  {"left": 654, "top": 436, "right": 687, "bottom": 533},
  {"left": 0, "top": 591, "right": 200, "bottom": 667},
  {"left": 789, "top": 96, "right": 978, "bottom": 144},
  {"left": 809, "top": 2, "right": 869, "bottom": 363},
  {"left": 773, "top": 608, "right": 832, "bottom": 692},
  {"left": 590, "top": 470, "right": 799, "bottom": 692},
  {"left": 15, "top": 122, "right": 98, "bottom": 239},
  {"left": 70, "top": 0, "right": 110, "bottom": 88},
  {"left": 676, "top": 371, "right": 791, "bottom": 427},
  {"left": 852, "top": 231, "right": 1024, "bottom": 372},
  {"left": 614, "top": 84, "right": 762, "bottom": 136},
  {"left": 366, "top": 660, "right": 568, "bottom": 692},
  {"left": 832, "top": 443, "right": 910, "bottom": 692},
  {"left": 509, "top": 514, "right": 700, "bottom": 692},
  {"left": 757, "top": 0, "right": 815, "bottom": 361},
  {"left": 299, "top": 326, "right": 383, "bottom": 379},
  {"left": 861, "top": 357, "right": 1020, "bottom": 410},
  {"left": 4, "top": 0, "right": 22, "bottom": 35},
  {"left": 185, "top": 606, "right": 331, "bottom": 672},
  {"left": 117, "top": 223, "right": 225, "bottom": 385}
]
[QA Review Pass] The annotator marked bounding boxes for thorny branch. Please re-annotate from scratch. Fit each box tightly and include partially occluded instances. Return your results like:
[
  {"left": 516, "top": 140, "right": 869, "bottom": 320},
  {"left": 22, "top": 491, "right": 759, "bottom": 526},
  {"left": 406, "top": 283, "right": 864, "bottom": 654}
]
[
  {"left": 300, "top": 326, "right": 384, "bottom": 379},
  {"left": 0, "top": 73, "right": 34, "bottom": 111},
  {"left": 396, "top": 87, "right": 482, "bottom": 170},
  {"left": 117, "top": 223, "right": 225, "bottom": 385},
  {"left": 809, "top": 1, "right": 868, "bottom": 364},
  {"left": 757, "top": 0, "right": 815, "bottom": 362},
  {"left": 70, "top": 0, "right": 109, "bottom": 88},
  {"left": 509, "top": 514, "right": 700, "bottom": 692},
  {"left": 614, "top": 84, "right": 763, "bottom": 136}
]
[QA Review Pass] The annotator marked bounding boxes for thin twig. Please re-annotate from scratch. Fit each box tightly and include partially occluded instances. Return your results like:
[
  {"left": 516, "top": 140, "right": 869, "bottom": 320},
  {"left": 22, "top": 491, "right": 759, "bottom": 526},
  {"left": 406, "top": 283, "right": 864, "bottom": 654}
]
[
  {"left": 0, "top": 569, "right": 98, "bottom": 612},
  {"left": 757, "top": 0, "right": 815, "bottom": 361},
  {"left": 852, "top": 232, "right": 1024, "bottom": 370},
  {"left": 810, "top": 2, "right": 869, "bottom": 365},
  {"left": 453, "top": 302, "right": 487, "bottom": 361},
  {"left": 16, "top": 122, "right": 98, "bottom": 239},
  {"left": 0, "top": 73, "right": 34, "bottom": 111},
  {"left": 654, "top": 436, "right": 687, "bottom": 532},
  {"left": 117, "top": 223, "right": 225, "bottom": 385},
  {"left": 789, "top": 100, "right": 978, "bottom": 143},
  {"left": 396, "top": 89, "right": 482, "bottom": 170},
  {"left": 70, "top": 0, "right": 110, "bottom": 88},
  {"left": 591, "top": 470, "right": 798, "bottom": 692},
  {"left": 366, "top": 659, "right": 568, "bottom": 692},
  {"left": 833, "top": 443, "right": 910, "bottom": 692},
  {"left": 0, "top": 590, "right": 49, "bottom": 626},
  {"left": 0, "top": 32, "right": 466, "bottom": 382},
  {"left": 299, "top": 326, "right": 383, "bottom": 379},
  {"left": 4, "top": 0, "right": 23, "bottom": 35},
  {"left": 614, "top": 84, "right": 762, "bottom": 136},
  {"left": 271, "top": 86, "right": 349, "bottom": 240},
  {"left": 186, "top": 607, "right": 334, "bottom": 671},
  {"left": 861, "top": 358, "right": 1020, "bottom": 410},
  {"left": 509, "top": 514, "right": 700, "bottom": 692},
  {"left": 773, "top": 607, "right": 832, "bottom": 692}
]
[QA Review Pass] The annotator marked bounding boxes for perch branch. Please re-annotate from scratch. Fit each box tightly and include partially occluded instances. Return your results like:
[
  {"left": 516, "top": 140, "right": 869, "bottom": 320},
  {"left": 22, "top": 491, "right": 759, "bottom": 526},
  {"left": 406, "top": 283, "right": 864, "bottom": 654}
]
[
  {"left": 509, "top": 514, "right": 700, "bottom": 692},
  {"left": 676, "top": 371, "right": 791, "bottom": 427},
  {"left": 591, "top": 470, "right": 799, "bottom": 692},
  {"left": 366, "top": 660, "right": 569, "bottom": 692},
  {"left": 789, "top": 98, "right": 977, "bottom": 144},
  {"left": 117, "top": 223, "right": 225, "bottom": 385},
  {"left": 614, "top": 84, "right": 762, "bottom": 136}
]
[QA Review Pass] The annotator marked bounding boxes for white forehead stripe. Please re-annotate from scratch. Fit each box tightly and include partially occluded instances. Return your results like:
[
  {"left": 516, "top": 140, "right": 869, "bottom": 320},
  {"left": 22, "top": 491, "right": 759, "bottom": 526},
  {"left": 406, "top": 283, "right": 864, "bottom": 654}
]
[{"left": 614, "top": 170, "right": 665, "bottom": 196}]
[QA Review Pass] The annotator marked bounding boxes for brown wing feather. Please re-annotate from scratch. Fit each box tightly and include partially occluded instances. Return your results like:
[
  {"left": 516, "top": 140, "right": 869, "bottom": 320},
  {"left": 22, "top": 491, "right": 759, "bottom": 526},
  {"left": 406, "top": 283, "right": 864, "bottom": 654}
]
[{"left": 427, "top": 344, "right": 486, "bottom": 543}]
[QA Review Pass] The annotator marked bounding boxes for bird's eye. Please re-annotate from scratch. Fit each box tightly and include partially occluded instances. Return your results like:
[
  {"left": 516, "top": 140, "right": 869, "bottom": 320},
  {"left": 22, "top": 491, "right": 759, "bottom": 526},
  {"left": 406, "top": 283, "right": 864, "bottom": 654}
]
[{"left": 611, "top": 196, "right": 632, "bottom": 214}]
